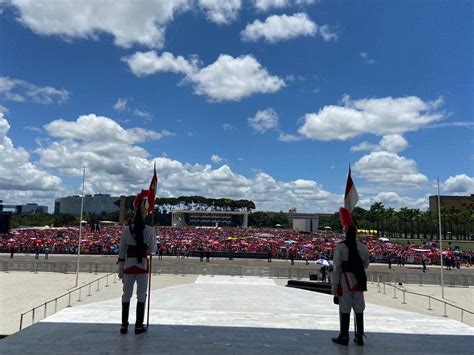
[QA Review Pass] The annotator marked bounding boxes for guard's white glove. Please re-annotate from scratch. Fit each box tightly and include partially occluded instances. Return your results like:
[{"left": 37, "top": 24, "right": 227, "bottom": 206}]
[
  {"left": 331, "top": 284, "right": 338, "bottom": 296},
  {"left": 118, "top": 263, "right": 124, "bottom": 279}
]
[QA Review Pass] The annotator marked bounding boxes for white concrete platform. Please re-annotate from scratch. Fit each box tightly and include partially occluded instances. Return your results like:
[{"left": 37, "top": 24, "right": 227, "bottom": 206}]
[{"left": 0, "top": 276, "right": 472, "bottom": 354}]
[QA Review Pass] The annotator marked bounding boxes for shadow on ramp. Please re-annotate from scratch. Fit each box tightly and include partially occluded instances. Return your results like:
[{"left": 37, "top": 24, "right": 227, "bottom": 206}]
[{"left": 0, "top": 322, "right": 472, "bottom": 354}]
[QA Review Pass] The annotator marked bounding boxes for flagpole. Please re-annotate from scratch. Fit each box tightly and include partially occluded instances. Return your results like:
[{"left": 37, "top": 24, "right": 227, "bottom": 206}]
[
  {"left": 437, "top": 177, "right": 444, "bottom": 299},
  {"left": 75, "top": 167, "right": 86, "bottom": 288},
  {"left": 147, "top": 162, "right": 157, "bottom": 329}
]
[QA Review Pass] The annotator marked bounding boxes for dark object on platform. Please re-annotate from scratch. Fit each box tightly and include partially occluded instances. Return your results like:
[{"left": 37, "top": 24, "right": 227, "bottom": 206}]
[
  {"left": 286, "top": 280, "right": 331, "bottom": 294},
  {"left": 0, "top": 213, "right": 11, "bottom": 234},
  {"left": 309, "top": 274, "right": 318, "bottom": 281},
  {"left": 333, "top": 296, "right": 339, "bottom": 304}
]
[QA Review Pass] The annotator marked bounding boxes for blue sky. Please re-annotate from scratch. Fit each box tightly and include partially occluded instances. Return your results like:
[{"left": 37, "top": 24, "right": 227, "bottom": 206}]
[{"left": 0, "top": 0, "right": 472, "bottom": 213}]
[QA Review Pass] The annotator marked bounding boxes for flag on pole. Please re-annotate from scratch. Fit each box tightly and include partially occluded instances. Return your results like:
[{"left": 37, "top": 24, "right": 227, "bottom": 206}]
[
  {"left": 132, "top": 163, "right": 158, "bottom": 215},
  {"left": 344, "top": 166, "right": 359, "bottom": 212},
  {"left": 147, "top": 162, "right": 157, "bottom": 215}
]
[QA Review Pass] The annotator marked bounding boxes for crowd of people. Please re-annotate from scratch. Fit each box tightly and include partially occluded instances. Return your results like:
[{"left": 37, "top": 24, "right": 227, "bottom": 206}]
[{"left": 0, "top": 225, "right": 472, "bottom": 266}]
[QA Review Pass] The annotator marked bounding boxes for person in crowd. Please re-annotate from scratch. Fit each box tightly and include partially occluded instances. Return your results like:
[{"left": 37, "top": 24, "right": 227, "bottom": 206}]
[
  {"left": 446, "top": 256, "right": 451, "bottom": 271},
  {"left": 206, "top": 249, "right": 210, "bottom": 262},
  {"left": 320, "top": 265, "right": 327, "bottom": 282},
  {"left": 331, "top": 208, "right": 370, "bottom": 347},
  {"left": 267, "top": 248, "right": 272, "bottom": 262},
  {"left": 44, "top": 246, "right": 49, "bottom": 259},
  {"left": 422, "top": 257, "right": 426, "bottom": 273},
  {"left": 117, "top": 191, "right": 156, "bottom": 335},
  {"left": 10, "top": 245, "right": 14, "bottom": 258}
]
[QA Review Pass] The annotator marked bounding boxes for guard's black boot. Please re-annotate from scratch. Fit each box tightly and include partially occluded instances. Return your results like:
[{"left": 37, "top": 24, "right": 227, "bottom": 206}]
[
  {"left": 354, "top": 312, "right": 364, "bottom": 346},
  {"left": 120, "top": 302, "right": 130, "bottom": 334},
  {"left": 134, "top": 302, "right": 147, "bottom": 334},
  {"left": 332, "top": 312, "right": 350, "bottom": 346}
]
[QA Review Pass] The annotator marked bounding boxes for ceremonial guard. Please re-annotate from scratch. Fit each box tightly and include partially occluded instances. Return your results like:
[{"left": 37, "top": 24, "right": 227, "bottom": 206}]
[
  {"left": 331, "top": 208, "right": 370, "bottom": 346},
  {"left": 118, "top": 189, "right": 156, "bottom": 334}
]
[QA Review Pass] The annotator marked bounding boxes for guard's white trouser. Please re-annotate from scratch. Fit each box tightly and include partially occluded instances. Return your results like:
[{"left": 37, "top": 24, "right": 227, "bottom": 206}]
[
  {"left": 122, "top": 273, "right": 148, "bottom": 303},
  {"left": 338, "top": 273, "right": 365, "bottom": 314}
]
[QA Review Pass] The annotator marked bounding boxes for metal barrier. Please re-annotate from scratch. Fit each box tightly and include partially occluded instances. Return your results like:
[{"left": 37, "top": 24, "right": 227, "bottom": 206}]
[
  {"left": 375, "top": 279, "right": 473, "bottom": 325},
  {"left": 368, "top": 270, "right": 472, "bottom": 287},
  {"left": 19, "top": 272, "right": 116, "bottom": 331}
]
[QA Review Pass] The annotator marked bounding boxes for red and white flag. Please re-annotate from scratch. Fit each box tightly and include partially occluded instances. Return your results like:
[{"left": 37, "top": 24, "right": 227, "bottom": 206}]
[
  {"left": 147, "top": 162, "right": 158, "bottom": 215},
  {"left": 344, "top": 167, "right": 359, "bottom": 212}
]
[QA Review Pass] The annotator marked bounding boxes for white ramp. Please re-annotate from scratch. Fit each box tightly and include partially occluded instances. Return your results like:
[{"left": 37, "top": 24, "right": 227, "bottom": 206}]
[{"left": 0, "top": 276, "right": 472, "bottom": 354}]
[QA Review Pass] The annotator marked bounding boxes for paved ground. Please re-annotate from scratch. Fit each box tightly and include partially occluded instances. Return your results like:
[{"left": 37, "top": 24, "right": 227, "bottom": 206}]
[{"left": 0, "top": 276, "right": 472, "bottom": 354}]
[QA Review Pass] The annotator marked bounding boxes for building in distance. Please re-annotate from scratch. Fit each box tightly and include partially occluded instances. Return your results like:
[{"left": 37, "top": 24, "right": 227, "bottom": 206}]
[
  {"left": 0, "top": 201, "right": 48, "bottom": 214},
  {"left": 428, "top": 194, "right": 474, "bottom": 214},
  {"left": 54, "top": 194, "right": 120, "bottom": 214}
]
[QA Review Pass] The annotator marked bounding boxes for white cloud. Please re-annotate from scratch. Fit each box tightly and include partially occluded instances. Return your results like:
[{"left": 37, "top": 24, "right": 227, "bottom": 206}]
[
  {"left": 378, "top": 134, "right": 408, "bottom": 153},
  {"left": 37, "top": 115, "right": 173, "bottom": 196},
  {"left": 211, "top": 154, "right": 224, "bottom": 163},
  {"left": 44, "top": 114, "right": 171, "bottom": 145},
  {"left": 299, "top": 95, "right": 444, "bottom": 141},
  {"left": 124, "top": 51, "right": 197, "bottom": 77},
  {"left": 351, "top": 134, "right": 408, "bottom": 153},
  {"left": 353, "top": 151, "right": 428, "bottom": 186},
  {"left": 133, "top": 109, "right": 151, "bottom": 119},
  {"left": 0, "top": 76, "right": 69, "bottom": 104},
  {"left": 427, "top": 121, "right": 474, "bottom": 129},
  {"left": 0, "top": 113, "right": 62, "bottom": 193},
  {"left": 443, "top": 174, "right": 474, "bottom": 195},
  {"left": 241, "top": 13, "right": 317, "bottom": 43},
  {"left": 0, "top": 105, "right": 8, "bottom": 114},
  {"left": 124, "top": 51, "right": 285, "bottom": 102},
  {"left": 253, "top": 0, "right": 314, "bottom": 11},
  {"left": 360, "top": 52, "right": 376, "bottom": 64},
  {"left": 318, "top": 25, "right": 338, "bottom": 41},
  {"left": 350, "top": 141, "right": 377, "bottom": 152},
  {"left": 198, "top": 0, "right": 241, "bottom": 24},
  {"left": 277, "top": 132, "right": 303, "bottom": 142},
  {"left": 222, "top": 123, "right": 234, "bottom": 131},
  {"left": 114, "top": 98, "right": 127, "bottom": 111},
  {"left": 248, "top": 108, "right": 279, "bottom": 133},
  {"left": 191, "top": 54, "right": 285, "bottom": 101},
  {"left": 9, "top": 0, "right": 190, "bottom": 49}
]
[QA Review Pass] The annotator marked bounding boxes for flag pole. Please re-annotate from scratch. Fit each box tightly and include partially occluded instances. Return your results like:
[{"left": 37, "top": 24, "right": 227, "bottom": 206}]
[
  {"left": 146, "top": 211, "right": 154, "bottom": 329},
  {"left": 147, "top": 162, "right": 157, "bottom": 329},
  {"left": 75, "top": 167, "right": 86, "bottom": 288},
  {"left": 437, "top": 177, "right": 444, "bottom": 299}
]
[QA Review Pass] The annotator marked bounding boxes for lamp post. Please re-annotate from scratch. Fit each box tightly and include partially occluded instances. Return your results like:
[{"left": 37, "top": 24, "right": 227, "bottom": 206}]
[{"left": 75, "top": 167, "right": 86, "bottom": 288}]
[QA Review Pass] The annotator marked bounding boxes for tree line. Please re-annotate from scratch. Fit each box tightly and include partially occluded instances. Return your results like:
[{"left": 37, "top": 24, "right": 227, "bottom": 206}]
[{"left": 319, "top": 202, "right": 473, "bottom": 239}]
